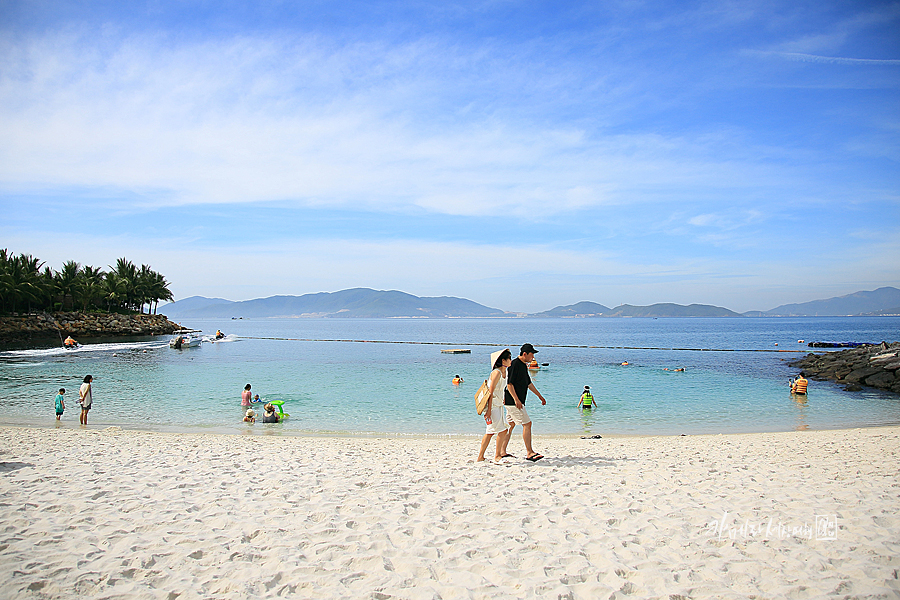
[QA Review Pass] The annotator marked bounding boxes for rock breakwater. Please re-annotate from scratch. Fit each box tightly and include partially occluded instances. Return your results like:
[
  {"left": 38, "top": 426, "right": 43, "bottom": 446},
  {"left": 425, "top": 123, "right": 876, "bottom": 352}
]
[
  {"left": 789, "top": 342, "right": 900, "bottom": 394},
  {"left": 0, "top": 312, "right": 182, "bottom": 343}
]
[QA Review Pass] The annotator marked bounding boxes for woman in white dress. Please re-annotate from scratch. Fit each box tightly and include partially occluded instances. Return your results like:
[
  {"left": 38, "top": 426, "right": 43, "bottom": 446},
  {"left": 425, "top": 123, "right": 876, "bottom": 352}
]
[{"left": 476, "top": 348, "right": 512, "bottom": 462}]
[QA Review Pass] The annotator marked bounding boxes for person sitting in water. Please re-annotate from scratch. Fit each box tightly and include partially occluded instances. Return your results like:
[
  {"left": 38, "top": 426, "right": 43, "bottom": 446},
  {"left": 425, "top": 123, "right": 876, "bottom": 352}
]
[
  {"left": 243, "top": 409, "right": 256, "bottom": 423},
  {"left": 791, "top": 373, "right": 808, "bottom": 394},
  {"left": 64, "top": 336, "right": 77, "bottom": 347},
  {"left": 578, "top": 385, "right": 594, "bottom": 410},
  {"left": 452, "top": 375, "right": 463, "bottom": 384},
  {"left": 253, "top": 394, "right": 261, "bottom": 403},
  {"left": 262, "top": 403, "right": 280, "bottom": 423}
]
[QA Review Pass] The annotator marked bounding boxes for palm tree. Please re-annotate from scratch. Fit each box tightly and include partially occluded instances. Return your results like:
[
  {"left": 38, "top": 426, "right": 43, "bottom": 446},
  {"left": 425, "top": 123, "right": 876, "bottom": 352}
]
[
  {"left": 136, "top": 264, "right": 156, "bottom": 314},
  {"left": 103, "top": 272, "right": 127, "bottom": 312},
  {"left": 39, "top": 267, "right": 55, "bottom": 312},
  {"left": 4, "top": 254, "right": 45, "bottom": 313},
  {"left": 0, "top": 249, "right": 11, "bottom": 312},
  {"left": 149, "top": 271, "right": 174, "bottom": 314},
  {"left": 77, "top": 266, "right": 105, "bottom": 312},
  {"left": 55, "top": 260, "right": 81, "bottom": 311},
  {"left": 110, "top": 257, "right": 138, "bottom": 311}
]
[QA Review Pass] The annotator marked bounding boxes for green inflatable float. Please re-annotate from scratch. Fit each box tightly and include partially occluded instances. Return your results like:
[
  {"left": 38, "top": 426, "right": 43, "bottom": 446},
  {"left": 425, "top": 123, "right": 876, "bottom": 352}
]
[{"left": 269, "top": 399, "right": 289, "bottom": 419}]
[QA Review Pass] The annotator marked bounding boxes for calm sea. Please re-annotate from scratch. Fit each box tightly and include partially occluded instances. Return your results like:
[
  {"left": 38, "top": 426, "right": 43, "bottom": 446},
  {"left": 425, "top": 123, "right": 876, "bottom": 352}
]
[{"left": 1, "top": 317, "right": 898, "bottom": 436}]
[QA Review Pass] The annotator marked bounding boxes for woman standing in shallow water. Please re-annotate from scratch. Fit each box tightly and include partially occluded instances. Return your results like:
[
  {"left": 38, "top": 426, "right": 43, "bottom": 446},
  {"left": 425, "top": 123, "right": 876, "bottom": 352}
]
[
  {"left": 241, "top": 384, "right": 253, "bottom": 409},
  {"left": 78, "top": 375, "right": 93, "bottom": 425},
  {"left": 476, "top": 349, "right": 512, "bottom": 463}
]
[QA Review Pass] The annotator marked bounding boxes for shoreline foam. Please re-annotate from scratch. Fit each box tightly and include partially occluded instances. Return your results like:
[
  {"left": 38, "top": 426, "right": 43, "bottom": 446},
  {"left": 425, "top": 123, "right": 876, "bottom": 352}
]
[{"left": 1, "top": 425, "right": 898, "bottom": 598}]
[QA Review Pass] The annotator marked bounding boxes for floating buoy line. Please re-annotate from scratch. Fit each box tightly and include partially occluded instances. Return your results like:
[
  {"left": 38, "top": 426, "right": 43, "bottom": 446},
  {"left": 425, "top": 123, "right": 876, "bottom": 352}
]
[{"left": 235, "top": 336, "right": 806, "bottom": 353}]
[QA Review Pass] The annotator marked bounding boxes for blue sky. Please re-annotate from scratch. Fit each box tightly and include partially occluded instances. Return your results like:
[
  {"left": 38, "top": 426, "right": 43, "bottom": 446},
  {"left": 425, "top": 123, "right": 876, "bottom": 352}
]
[{"left": 1, "top": 1, "right": 898, "bottom": 313}]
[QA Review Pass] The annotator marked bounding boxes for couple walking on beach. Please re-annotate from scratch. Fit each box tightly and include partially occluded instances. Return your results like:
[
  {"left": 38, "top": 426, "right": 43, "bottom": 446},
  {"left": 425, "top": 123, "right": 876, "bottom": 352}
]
[{"left": 477, "top": 343, "right": 547, "bottom": 463}]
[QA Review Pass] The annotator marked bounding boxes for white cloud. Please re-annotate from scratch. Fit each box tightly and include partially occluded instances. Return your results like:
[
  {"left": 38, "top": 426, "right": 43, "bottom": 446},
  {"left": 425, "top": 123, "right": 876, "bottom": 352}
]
[
  {"left": 761, "top": 51, "right": 900, "bottom": 66},
  {"left": 0, "top": 30, "right": 802, "bottom": 219}
]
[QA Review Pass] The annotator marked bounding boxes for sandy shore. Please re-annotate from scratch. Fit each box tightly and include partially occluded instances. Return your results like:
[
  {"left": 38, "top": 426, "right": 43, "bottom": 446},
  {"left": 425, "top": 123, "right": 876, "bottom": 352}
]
[{"left": 1, "top": 426, "right": 898, "bottom": 599}]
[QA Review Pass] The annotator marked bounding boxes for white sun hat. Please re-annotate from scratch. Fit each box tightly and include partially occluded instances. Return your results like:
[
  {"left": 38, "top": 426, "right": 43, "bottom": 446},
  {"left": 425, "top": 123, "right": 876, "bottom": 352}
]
[{"left": 490, "top": 348, "right": 510, "bottom": 368}]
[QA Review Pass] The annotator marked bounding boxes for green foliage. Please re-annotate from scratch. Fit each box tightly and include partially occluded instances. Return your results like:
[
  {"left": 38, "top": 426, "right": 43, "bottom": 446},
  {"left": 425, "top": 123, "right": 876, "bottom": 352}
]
[{"left": 0, "top": 250, "right": 174, "bottom": 315}]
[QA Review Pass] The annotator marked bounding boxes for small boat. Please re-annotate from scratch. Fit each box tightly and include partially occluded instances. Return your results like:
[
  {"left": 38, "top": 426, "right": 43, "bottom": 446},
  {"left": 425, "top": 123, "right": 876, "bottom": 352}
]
[{"left": 169, "top": 330, "right": 202, "bottom": 349}]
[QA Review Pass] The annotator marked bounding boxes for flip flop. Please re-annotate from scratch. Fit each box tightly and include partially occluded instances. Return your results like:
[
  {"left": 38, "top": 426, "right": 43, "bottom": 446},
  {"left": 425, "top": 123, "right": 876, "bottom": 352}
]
[
  {"left": 526, "top": 454, "right": 543, "bottom": 462},
  {"left": 501, "top": 453, "right": 516, "bottom": 458}
]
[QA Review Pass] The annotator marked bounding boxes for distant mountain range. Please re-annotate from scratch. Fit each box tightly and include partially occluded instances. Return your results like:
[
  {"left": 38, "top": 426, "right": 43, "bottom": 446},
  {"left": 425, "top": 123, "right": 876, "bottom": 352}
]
[
  {"left": 532, "top": 302, "right": 740, "bottom": 318},
  {"left": 159, "top": 286, "right": 900, "bottom": 319},
  {"left": 745, "top": 287, "right": 900, "bottom": 317},
  {"left": 160, "top": 288, "right": 505, "bottom": 319}
]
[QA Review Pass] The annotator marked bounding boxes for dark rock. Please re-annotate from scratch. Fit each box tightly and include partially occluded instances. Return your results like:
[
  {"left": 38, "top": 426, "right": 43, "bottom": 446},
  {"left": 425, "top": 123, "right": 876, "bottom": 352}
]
[
  {"left": 789, "top": 342, "right": 900, "bottom": 396},
  {"left": 0, "top": 312, "right": 183, "bottom": 343},
  {"left": 844, "top": 366, "right": 884, "bottom": 383},
  {"left": 865, "top": 371, "right": 896, "bottom": 389}
]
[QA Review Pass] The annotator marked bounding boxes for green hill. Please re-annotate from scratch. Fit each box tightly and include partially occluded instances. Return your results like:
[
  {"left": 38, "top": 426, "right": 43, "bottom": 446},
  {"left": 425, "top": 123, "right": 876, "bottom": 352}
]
[
  {"left": 758, "top": 287, "right": 900, "bottom": 316},
  {"left": 602, "top": 303, "right": 741, "bottom": 317},
  {"left": 531, "top": 301, "right": 610, "bottom": 317},
  {"left": 160, "top": 288, "right": 506, "bottom": 318}
]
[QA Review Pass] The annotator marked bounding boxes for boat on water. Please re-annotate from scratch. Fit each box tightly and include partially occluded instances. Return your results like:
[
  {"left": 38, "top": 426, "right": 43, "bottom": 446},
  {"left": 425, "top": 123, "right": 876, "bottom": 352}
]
[{"left": 169, "top": 330, "right": 203, "bottom": 349}]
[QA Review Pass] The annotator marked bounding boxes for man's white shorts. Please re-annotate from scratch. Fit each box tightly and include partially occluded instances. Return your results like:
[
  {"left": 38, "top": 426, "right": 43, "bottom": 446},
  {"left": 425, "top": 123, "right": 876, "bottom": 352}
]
[{"left": 505, "top": 404, "right": 531, "bottom": 426}]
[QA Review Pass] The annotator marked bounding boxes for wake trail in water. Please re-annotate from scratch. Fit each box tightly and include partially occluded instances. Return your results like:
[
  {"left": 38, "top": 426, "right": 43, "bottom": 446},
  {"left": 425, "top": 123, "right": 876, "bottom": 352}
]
[{"left": 0, "top": 340, "right": 168, "bottom": 358}]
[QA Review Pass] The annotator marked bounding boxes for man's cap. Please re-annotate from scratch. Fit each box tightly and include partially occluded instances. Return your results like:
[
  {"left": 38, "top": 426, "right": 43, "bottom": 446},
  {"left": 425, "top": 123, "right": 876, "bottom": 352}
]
[
  {"left": 520, "top": 343, "right": 538, "bottom": 354},
  {"left": 584, "top": 385, "right": 590, "bottom": 389}
]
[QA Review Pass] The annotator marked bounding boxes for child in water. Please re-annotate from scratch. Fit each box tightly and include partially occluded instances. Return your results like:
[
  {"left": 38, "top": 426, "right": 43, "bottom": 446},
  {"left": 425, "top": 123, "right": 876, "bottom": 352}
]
[{"left": 55, "top": 388, "right": 66, "bottom": 420}]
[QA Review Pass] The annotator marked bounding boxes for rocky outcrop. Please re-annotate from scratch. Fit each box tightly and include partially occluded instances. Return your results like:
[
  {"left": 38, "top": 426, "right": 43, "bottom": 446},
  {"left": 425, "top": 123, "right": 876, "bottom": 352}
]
[
  {"left": 789, "top": 342, "right": 900, "bottom": 394},
  {"left": 0, "top": 312, "right": 182, "bottom": 343}
]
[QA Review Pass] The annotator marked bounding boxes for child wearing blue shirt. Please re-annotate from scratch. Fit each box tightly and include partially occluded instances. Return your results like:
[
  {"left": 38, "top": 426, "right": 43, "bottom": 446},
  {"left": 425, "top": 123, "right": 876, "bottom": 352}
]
[{"left": 55, "top": 388, "right": 66, "bottom": 420}]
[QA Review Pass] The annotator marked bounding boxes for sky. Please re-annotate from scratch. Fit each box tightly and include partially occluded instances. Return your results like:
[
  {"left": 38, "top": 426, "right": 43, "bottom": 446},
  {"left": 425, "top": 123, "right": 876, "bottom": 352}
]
[{"left": 1, "top": 0, "right": 898, "bottom": 314}]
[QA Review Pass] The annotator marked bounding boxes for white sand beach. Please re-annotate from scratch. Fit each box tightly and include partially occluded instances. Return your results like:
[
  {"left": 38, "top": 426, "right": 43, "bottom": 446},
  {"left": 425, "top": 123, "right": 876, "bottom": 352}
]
[{"left": 1, "top": 425, "right": 898, "bottom": 599}]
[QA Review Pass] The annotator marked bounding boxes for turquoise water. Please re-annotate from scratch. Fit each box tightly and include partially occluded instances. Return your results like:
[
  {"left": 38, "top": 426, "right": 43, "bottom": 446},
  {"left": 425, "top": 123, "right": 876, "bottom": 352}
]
[{"left": 1, "top": 317, "right": 898, "bottom": 436}]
